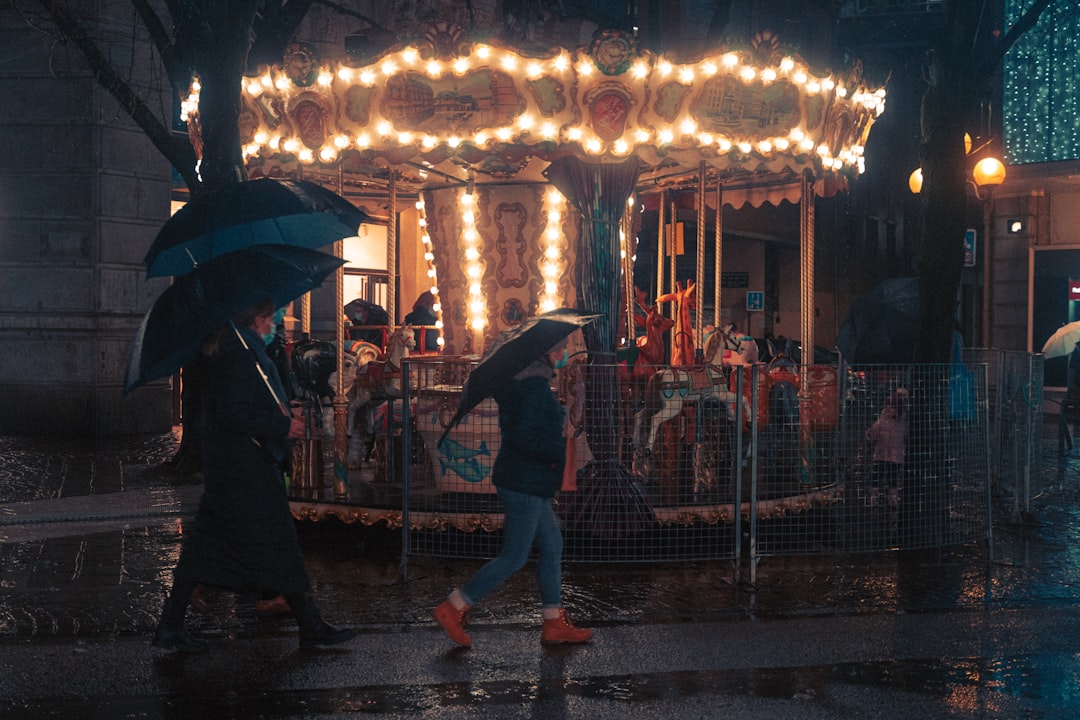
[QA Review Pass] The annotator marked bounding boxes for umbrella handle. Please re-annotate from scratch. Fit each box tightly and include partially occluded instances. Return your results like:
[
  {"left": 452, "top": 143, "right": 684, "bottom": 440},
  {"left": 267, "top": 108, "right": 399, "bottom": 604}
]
[{"left": 230, "top": 322, "right": 290, "bottom": 416}]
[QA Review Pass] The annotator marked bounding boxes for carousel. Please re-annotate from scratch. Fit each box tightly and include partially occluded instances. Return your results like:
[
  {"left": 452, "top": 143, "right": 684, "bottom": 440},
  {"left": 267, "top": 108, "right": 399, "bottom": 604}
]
[{"left": 185, "top": 25, "right": 885, "bottom": 543}]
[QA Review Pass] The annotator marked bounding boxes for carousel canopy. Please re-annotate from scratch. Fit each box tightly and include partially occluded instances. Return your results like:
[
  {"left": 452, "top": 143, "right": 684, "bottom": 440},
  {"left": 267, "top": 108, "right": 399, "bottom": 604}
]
[{"left": 188, "top": 27, "right": 884, "bottom": 193}]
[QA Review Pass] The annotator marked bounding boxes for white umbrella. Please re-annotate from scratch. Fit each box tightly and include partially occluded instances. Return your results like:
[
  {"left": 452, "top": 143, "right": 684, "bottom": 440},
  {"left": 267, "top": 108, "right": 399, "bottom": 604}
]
[{"left": 1041, "top": 320, "right": 1080, "bottom": 359}]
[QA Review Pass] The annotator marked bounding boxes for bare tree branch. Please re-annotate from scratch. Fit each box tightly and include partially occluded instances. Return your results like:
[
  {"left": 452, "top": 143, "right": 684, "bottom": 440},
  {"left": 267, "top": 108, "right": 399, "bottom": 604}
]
[{"left": 34, "top": 0, "right": 199, "bottom": 190}]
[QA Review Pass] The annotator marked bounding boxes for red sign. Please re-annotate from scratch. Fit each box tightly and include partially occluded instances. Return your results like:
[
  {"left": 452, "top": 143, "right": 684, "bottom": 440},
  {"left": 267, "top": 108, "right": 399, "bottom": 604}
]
[{"left": 1070, "top": 278, "right": 1080, "bottom": 301}]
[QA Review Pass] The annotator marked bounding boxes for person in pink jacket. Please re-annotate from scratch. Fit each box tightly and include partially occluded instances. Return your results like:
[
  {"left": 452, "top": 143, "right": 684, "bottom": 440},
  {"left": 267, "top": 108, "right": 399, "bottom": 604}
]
[{"left": 865, "top": 389, "right": 908, "bottom": 506}]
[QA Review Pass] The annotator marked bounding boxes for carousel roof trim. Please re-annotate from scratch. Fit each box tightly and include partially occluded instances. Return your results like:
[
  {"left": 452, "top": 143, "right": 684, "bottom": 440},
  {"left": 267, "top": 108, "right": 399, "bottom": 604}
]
[{"left": 197, "top": 27, "right": 885, "bottom": 187}]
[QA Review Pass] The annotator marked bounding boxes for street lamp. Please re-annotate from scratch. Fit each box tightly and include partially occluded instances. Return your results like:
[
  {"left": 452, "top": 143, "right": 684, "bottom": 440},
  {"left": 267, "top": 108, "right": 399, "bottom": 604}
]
[{"left": 908, "top": 142, "right": 1006, "bottom": 347}]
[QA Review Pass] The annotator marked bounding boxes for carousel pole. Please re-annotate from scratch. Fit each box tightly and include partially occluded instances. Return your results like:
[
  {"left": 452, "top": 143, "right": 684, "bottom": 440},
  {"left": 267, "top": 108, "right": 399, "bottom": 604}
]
[
  {"left": 387, "top": 172, "right": 397, "bottom": 330},
  {"left": 655, "top": 190, "right": 666, "bottom": 304},
  {"left": 695, "top": 161, "right": 706, "bottom": 358},
  {"left": 297, "top": 165, "right": 311, "bottom": 338},
  {"left": 799, "top": 169, "right": 816, "bottom": 485},
  {"left": 714, "top": 182, "right": 723, "bottom": 331},
  {"left": 667, "top": 193, "right": 676, "bottom": 318},
  {"left": 622, "top": 194, "right": 635, "bottom": 347},
  {"left": 332, "top": 163, "right": 349, "bottom": 501}
]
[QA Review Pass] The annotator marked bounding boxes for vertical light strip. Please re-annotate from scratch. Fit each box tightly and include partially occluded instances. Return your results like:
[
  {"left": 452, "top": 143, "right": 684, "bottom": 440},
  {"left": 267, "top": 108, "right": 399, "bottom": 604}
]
[
  {"left": 415, "top": 198, "right": 443, "bottom": 349},
  {"left": 460, "top": 190, "right": 486, "bottom": 334},
  {"left": 538, "top": 188, "right": 566, "bottom": 313}
]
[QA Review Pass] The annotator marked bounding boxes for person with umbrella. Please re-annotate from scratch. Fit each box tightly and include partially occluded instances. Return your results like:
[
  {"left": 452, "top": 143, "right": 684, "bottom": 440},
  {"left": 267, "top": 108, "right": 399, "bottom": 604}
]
[
  {"left": 432, "top": 311, "right": 596, "bottom": 648},
  {"left": 152, "top": 297, "right": 355, "bottom": 652}
]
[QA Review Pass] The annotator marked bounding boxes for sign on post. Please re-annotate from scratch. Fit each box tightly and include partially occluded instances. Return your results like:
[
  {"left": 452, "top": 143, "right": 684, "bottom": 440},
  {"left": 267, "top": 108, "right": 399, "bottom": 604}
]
[
  {"left": 964, "top": 228, "right": 976, "bottom": 268},
  {"left": 746, "top": 291, "right": 764, "bottom": 311}
]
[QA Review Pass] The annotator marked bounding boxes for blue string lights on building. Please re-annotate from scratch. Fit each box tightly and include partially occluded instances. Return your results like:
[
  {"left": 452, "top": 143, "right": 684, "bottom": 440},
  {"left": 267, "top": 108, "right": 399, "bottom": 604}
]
[{"left": 1004, "top": 0, "right": 1080, "bottom": 165}]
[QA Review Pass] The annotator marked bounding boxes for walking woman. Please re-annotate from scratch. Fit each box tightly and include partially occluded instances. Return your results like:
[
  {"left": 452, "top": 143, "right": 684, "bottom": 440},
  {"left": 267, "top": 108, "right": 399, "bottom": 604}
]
[
  {"left": 153, "top": 299, "right": 354, "bottom": 652},
  {"left": 432, "top": 342, "right": 591, "bottom": 647}
]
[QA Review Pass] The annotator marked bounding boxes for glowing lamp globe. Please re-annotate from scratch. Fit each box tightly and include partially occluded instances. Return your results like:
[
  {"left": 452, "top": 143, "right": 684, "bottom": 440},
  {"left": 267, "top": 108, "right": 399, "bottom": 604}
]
[
  {"left": 908, "top": 167, "right": 923, "bottom": 194},
  {"left": 972, "top": 157, "right": 1006, "bottom": 188}
]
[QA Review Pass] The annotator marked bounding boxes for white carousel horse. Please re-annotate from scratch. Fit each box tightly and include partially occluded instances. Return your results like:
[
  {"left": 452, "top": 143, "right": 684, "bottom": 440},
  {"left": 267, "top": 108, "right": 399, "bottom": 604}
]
[{"left": 346, "top": 326, "right": 416, "bottom": 466}]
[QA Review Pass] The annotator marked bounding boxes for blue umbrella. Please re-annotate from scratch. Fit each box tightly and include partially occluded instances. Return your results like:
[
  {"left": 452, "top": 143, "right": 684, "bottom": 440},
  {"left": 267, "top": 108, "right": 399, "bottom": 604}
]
[
  {"left": 124, "top": 245, "right": 345, "bottom": 394},
  {"left": 144, "top": 179, "right": 366, "bottom": 277}
]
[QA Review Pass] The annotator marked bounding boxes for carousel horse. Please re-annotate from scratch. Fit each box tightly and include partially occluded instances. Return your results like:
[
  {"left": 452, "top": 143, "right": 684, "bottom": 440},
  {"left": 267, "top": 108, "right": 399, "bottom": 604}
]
[
  {"left": 347, "top": 326, "right": 416, "bottom": 467},
  {"left": 656, "top": 280, "right": 696, "bottom": 367}
]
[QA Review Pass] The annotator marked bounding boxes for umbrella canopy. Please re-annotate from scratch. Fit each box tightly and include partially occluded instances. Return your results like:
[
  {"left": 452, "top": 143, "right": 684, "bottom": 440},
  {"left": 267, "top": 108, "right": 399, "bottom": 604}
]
[
  {"left": 144, "top": 179, "right": 366, "bottom": 277},
  {"left": 835, "top": 277, "right": 920, "bottom": 364},
  {"left": 125, "top": 244, "right": 345, "bottom": 394},
  {"left": 439, "top": 309, "right": 601, "bottom": 443},
  {"left": 1042, "top": 321, "right": 1080, "bottom": 359}
]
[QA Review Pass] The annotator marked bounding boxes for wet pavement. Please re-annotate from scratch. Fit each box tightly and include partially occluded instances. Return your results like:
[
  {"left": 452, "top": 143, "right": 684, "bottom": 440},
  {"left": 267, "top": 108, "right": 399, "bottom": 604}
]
[{"left": 1, "top": 428, "right": 1079, "bottom": 718}]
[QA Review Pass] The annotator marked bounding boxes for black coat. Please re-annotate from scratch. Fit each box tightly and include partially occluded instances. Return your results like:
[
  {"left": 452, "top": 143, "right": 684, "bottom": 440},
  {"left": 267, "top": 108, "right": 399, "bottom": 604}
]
[
  {"left": 174, "top": 325, "right": 311, "bottom": 596},
  {"left": 491, "top": 375, "right": 566, "bottom": 499}
]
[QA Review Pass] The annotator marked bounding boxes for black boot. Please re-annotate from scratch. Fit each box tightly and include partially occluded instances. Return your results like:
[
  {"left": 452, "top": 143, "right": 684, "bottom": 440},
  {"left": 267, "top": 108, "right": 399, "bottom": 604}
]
[
  {"left": 286, "top": 593, "right": 355, "bottom": 648},
  {"left": 152, "top": 597, "right": 209, "bottom": 653}
]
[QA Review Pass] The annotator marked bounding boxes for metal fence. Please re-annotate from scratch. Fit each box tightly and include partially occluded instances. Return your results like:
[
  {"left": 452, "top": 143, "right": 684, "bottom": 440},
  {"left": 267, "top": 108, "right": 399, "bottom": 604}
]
[{"left": 392, "top": 356, "right": 999, "bottom": 576}]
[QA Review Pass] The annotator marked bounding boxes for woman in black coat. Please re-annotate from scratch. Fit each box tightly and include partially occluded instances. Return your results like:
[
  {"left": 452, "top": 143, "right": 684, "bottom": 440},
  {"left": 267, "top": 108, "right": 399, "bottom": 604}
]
[{"left": 153, "top": 299, "right": 353, "bottom": 652}]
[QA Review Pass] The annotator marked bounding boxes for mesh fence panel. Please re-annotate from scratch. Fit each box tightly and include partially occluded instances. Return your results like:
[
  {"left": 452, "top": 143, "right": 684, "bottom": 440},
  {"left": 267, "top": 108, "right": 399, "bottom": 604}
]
[{"left": 396, "top": 357, "right": 993, "bottom": 567}]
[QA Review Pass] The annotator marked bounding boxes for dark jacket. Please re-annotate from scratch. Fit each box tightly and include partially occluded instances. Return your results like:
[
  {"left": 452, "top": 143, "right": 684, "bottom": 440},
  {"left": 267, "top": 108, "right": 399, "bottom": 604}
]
[
  {"left": 174, "top": 325, "right": 311, "bottom": 596},
  {"left": 491, "top": 374, "right": 566, "bottom": 498}
]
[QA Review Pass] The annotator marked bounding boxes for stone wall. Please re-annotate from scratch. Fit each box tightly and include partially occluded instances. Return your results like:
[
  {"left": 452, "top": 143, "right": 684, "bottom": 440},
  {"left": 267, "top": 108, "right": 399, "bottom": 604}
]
[{"left": 0, "top": 6, "right": 174, "bottom": 436}]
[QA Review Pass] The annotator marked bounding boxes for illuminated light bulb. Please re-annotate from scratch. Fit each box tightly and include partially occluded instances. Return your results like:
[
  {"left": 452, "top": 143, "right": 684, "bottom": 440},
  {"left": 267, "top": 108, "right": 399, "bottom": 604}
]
[
  {"left": 418, "top": 218, "right": 427, "bottom": 227},
  {"left": 460, "top": 193, "right": 474, "bottom": 206},
  {"left": 356, "top": 133, "right": 370, "bottom": 148},
  {"left": 546, "top": 281, "right": 557, "bottom": 294},
  {"left": 800, "top": 138, "right": 815, "bottom": 151},
  {"left": 453, "top": 58, "right": 469, "bottom": 73},
  {"left": 780, "top": 57, "right": 795, "bottom": 72},
  {"left": 334, "top": 134, "right": 350, "bottom": 148},
  {"left": 283, "top": 138, "right": 300, "bottom": 153},
  {"left": 298, "top": 148, "right": 314, "bottom": 163},
  {"left": 275, "top": 77, "right": 289, "bottom": 90},
  {"left": 762, "top": 68, "right": 777, "bottom": 82},
  {"left": 822, "top": 78, "right": 835, "bottom": 91},
  {"left": 254, "top": 131, "right": 269, "bottom": 144},
  {"left": 476, "top": 46, "right": 491, "bottom": 59},
  {"left": 426, "top": 268, "right": 436, "bottom": 277},
  {"left": 541, "top": 300, "right": 556, "bottom": 313},
  {"left": 545, "top": 246, "right": 560, "bottom": 259},
  {"left": 791, "top": 128, "right": 805, "bottom": 141},
  {"left": 269, "top": 135, "right": 281, "bottom": 149},
  {"left": 496, "top": 127, "right": 512, "bottom": 141},
  {"left": 659, "top": 129, "right": 674, "bottom": 144},
  {"left": 502, "top": 54, "right": 517, "bottom": 71},
  {"left": 702, "top": 61, "right": 718, "bottom": 75},
  {"left": 546, "top": 227, "right": 561, "bottom": 240},
  {"left": 518, "top": 115, "right": 534, "bottom": 130},
  {"left": 317, "top": 71, "right": 332, "bottom": 86},
  {"left": 540, "top": 123, "right": 556, "bottom": 139},
  {"left": 740, "top": 67, "right": 756, "bottom": 81},
  {"left": 775, "top": 138, "right": 790, "bottom": 150},
  {"left": 337, "top": 68, "right": 353, "bottom": 82},
  {"left": 658, "top": 61, "right": 672, "bottom": 76},
  {"left": 422, "top": 135, "right": 437, "bottom": 149},
  {"left": 680, "top": 118, "right": 697, "bottom": 134},
  {"left": 261, "top": 75, "right": 273, "bottom": 88},
  {"left": 471, "top": 318, "right": 486, "bottom": 330},
  {"left": 426, "top": 61, "right": 441, "bottom": 77},
  {"left": 722, "top": 53, "right": 738, "bottom": 68},
  {"left": 526, "top": 62, "right": 543, "bottom": 78},
  {"left": 585, "top": 138, "right": 602, "bottom": 153},
  {"left": 554, "top": 55, "right": 569, "bottom": 71},
  {"left": 793, "top": 71, "right": 807, "bottom": 84},
  {"left": 398, "top": 132, "right": 413, "bottom": 144},
  {"left": 807, "top": 81, "right": 821, "bottom": 93},
  {"left": 402, "top": 48, "right": 418, "bottom": 64},
  {"left": 632, "top": 61, "right": 648, "bottom": 78},
  {"left": 679, "top": 68, "right": 695, "bottom": 83},
  {"left": 567, "top": 127, "right": 582, "bottom": 141},
  {"left": 377, "top": 121, "right": 392, "bottom": 136},
  {"left": 636, "top": 129, "right": 651, "bottom": 143},
  {"left": 469, "top": 283, "right": 481, "bottom": 295},
  {"left": 837, "top": 86, "right": 847, "bottom": 98},
  {"left": 577, "top": 60, "right": 593, "bottom": 76},
  {"left": 548, "top": 209, "right": 560, "bottom": 222},
  {"left": 737, "top": 141, "right": 751, "bottom": 153},
  {"left": 817, "top": 144, "right": 830, "bottom": 156},
  {"left": 465, "top": 247, "right": 480, "bottom": 260},
  {"left": 718, "top": 138, "right": 732, "bottom": 151},
  {"left": 462, "top": 210, "right": 475, "bottom": 224},
  {"left": 467, "top": 266, "right": 481, "bottom": 279},
  {"left": 424, "top": 251, "right": 435, "bottom": 261},
  {"left": 360, "top": 70, "right": 376, "bottom": 85},
  {"left": 614, "top": 139, "right": 629, "bottom": 154},
  {"left": 416, "top": 200, "right": 425, "bottom": 210},
  {"left": 475, "top": 131, "right": 488, "bottom": 145},
  {"left": 758, "top": 140, "right": 772, "bottom": 153},
  {"left": 246, "top": 81, "right": 263, "bottom": 96},
  {"left": 381, "top": 60, "right": 397, "bottom": 75}
]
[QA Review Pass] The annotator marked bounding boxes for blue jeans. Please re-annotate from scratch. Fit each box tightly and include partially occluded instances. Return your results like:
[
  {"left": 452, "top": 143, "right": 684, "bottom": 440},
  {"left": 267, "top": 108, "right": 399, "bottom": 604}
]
[{"left": 460, "top": 488, "right": 563, "bottom": 608}]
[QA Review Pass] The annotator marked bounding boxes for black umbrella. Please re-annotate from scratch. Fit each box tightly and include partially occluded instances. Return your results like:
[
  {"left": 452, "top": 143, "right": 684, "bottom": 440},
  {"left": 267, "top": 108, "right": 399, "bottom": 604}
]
[
  {"left": 835, "top": 277, "right": 920, "bottom": 364},
  {"left": 144, "top": 179, "right": 366, "bottom": 277},
  {"left": 438, "top": 309, "right": 601, "bottom": 444},
  {"left": 124, "top": 244, "right": 345, "bottom": 394}
]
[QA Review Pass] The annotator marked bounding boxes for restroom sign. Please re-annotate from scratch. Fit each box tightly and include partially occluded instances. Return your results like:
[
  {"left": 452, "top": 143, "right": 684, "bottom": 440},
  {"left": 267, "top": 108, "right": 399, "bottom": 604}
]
[
  {"left": 1069, "top": 278, "right": 1080, "bottom": 301},
  {"left": 746, "top": 291, "right": 764, "bottom": 311}
]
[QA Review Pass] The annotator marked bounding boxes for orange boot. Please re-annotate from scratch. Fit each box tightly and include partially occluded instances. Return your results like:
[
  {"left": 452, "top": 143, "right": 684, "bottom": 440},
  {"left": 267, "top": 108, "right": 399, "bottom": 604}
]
[
  {"left": 433, "top": 600, "right": 472, "bottom": 647},
  {"left": 541, "top": 609, "right": 592, "bottom": 645}
]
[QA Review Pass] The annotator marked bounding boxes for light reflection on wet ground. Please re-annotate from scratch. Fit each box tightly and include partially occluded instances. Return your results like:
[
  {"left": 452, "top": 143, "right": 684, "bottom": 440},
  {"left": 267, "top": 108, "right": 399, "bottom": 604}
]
[{"left": 1, "top": 430, "right": 1080, "bottom": 717}]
